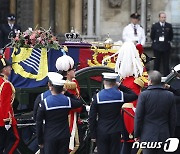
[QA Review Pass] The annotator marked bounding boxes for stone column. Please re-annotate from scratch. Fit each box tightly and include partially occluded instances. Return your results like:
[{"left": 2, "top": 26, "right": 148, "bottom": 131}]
[
  {"left": 49, "top": 0, "right": 56, "bottom": 33},
  {"left": 34, "top": 0, "right": 42, "bottom": 29},
  {"left": 56, "top": 0, "right": 70, "bottom": 34},
  {"left": 41, "top": 0, "right": 50, "bottom": 29},
  {"left": 95, "top": 0, "right": 100, "bottom": 36},
  {"left": 131, "top": 0, "right": 136, "bottom": 13},
  {"left": 87, "top": 0, "right": 94, "bottom": 36},
  {"left": 74, "top": 0, "right": 82, "bottom": 33},
  {"left": 141, "top": 0, "right": 147, "bottom": 32},
  {"left": 10, "top": 0, "right": 16, "bottom": 14}
]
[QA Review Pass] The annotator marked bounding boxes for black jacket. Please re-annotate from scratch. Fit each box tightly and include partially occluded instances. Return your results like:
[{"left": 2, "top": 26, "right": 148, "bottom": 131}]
[
  {"left": 89, "top": 85, "right": 138, "bottom": 139},
  {"left": 0, "top": 23, "right": 21, "bottom": 47},
  {"left": 134, "top": 85, "right": 176, "bottom": 142},
  {"left": 168, "top": 78, "right": 180, "bottom": 126},
  {"left": 36, "top": 93, "right": 83, "bottom": 145},
  {"left": 150, "top": 22, "right": 173, "bottom": 51}
]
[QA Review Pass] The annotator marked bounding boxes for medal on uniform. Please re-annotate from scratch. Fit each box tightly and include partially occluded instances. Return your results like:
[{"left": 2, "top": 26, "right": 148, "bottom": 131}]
[{"left": 129, "top": 133, "right": 133, "bottom": 139}]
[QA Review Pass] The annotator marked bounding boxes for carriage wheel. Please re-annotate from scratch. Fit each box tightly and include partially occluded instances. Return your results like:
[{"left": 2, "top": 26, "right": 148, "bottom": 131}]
[{"left": 75, "top": 66, "right": 114, "bottom": 104}]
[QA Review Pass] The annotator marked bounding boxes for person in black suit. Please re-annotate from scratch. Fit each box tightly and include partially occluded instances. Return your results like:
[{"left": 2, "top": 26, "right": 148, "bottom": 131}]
[
  {"left": 36, "top": 72, "right": 83, "bottom": 154},
  {"left": 164, "top": 64, "right": 180, "bottom": 154},
  {"left": 150, "top": 12, "right": 173, "bottom": 76},
  {"left": 0, "top": 14, "right": 21, "bottom": 48},
  {"left": 134, "top": 70, "right": 176, "bottom": 154},
  {"left": 89, "top": 72, "right": 138, "bottom": 154}
]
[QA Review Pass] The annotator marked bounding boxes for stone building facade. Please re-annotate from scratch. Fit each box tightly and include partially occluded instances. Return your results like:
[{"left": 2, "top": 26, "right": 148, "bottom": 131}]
[{"left": 1, "top": 0, "right": 179, "bottom": 42}]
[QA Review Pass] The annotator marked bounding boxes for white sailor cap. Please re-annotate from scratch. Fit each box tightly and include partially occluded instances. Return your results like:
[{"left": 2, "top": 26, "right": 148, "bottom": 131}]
[
  {"left": 174, "top": 64, "right": 180, "bottom": 73},
  {"left": 102, "top": 72, "right": 118, "bottom": 80},
  {"left": 48, "top": 72, "right": 66, "bottom": 86}
]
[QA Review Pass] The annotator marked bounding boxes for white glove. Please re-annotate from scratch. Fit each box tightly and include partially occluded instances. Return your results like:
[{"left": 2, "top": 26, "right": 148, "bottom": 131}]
[
  {"left": 85, "top": 105, "right": 90, "bottom": 112},
  {"left": 5, "top": 124, "right": 11, "bottom": 130}
]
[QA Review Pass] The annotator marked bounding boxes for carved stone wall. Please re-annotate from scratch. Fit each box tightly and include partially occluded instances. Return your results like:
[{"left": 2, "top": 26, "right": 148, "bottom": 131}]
[
  {"left": 16, "top": 0, "right": 34, "bottom": 31},
  {"left": 82, "top": 0, "right": 88, "bottom": 35},
  {"left": 0, "top": 0, "right": 10, "bottom": 24},
  {"left": 108, "top": 0, "right": 123, "bottom": 8}
]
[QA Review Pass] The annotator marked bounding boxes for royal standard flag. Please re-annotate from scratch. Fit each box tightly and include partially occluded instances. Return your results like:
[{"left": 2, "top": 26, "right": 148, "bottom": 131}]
[{"left": 8, "top": 48, "right": 63, "bottom": 88}]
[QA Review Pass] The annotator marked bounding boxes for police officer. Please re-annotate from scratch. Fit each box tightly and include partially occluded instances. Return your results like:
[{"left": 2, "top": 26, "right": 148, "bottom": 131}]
[
  {"left": 122, "top": 13, "right": 146, "bottom": 46},
  {"left": 150, "top": 12, "right": 173, "bottom": 76},
  {"left": 0, "top": 56, "right": 20, "bottom": 153},
  {"left": 89, "top": 72, "right": 138, "bottom": 154},
  {"left": 36, "top": 72, "right": 83, "bottom": 154},
  {"left": 0, "top": 14, "right": 21, "bottom": 48}
]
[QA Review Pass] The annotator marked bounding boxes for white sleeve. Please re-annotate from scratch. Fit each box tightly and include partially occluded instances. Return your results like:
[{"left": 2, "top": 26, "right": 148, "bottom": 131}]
[
  {"left": 140, "top": 28, "right": 146, "bottom": 46},
  {"left": 122, "top": 26, "right": 130, "bottom": 42}
]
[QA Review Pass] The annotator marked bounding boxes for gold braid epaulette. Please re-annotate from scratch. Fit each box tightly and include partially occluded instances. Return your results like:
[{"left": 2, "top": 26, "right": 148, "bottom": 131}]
[{"left": 64, "top": 80, "right": 77, "bottom": 90}]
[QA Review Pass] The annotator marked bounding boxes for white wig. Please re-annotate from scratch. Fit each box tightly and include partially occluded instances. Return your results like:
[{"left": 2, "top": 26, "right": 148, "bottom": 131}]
[{"left": 115, "top": 41, "right": 143, "bottom": 79}]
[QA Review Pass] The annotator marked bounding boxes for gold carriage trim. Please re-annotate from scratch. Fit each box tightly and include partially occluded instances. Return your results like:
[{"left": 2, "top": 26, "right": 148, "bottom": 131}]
[{"left": 87, "top": 48, "right": 118, "bottom": 68}]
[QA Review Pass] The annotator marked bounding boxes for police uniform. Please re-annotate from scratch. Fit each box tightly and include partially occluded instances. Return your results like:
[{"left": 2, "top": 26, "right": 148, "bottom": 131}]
[
  {"left": 89, "top": 73, "right": 138, "bottom": 154},
  {"left": 150, "top": 21, "right": 173, "bottom": 76},
  {"left": 1, "top": 14, "right": 21, "bottom": 48},
  {"left": 0, "top": 57, "right": 20, "bottom": 153},
  {"left": 122, "top": 13, "right": 146, "bottom": 46},
  {"left": 36, "top": 72, "right": 83, "bottom": 154}
]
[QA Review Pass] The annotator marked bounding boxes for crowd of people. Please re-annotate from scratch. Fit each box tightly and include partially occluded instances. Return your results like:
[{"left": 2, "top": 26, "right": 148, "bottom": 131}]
[{"left": 0, "top": 11, "right": 179, "bottom": 154}]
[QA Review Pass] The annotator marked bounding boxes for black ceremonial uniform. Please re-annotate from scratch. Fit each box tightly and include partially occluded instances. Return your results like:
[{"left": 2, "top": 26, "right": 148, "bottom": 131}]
[
  {"left": 36, "top": 93, "right": 83, "bottom": 154},
  {"left": 33, "top": 90, "right": 51, "bottom": 121},
  {"left": 150, "top": 22, "right": 173, "bottom": 76},
  {"left": 1, "top": 23, "right": 21, "bottom": 47},
  {"left": 89, "top": 85, "right": 137, "bottom": 154}
]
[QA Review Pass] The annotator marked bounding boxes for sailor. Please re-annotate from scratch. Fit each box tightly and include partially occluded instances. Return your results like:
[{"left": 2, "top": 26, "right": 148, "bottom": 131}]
[
  {"left": 36, "top": 72, "right": 83, "bottom": 154},
  {"left": 89, "top": 72, "right": 138, "bottom": 154},
  {"left": 122, "top": 13, "right": 146, "bottom": 46},
  {"left": 56, "top": 55, "right": 82, "bottom": 153}
]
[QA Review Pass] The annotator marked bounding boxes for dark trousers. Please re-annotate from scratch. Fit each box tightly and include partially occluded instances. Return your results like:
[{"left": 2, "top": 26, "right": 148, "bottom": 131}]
[
  {"left": 96, "top": 132, "right": 121, "bottom": 154},
  {"left": 143, "top": 148, "right": 166, "bottom": 154},
  {"left": 173, "top": 126, "right": 180, "bottom": 154},
  {"left": 0, "top": 125, "right": 20, "bottom": 154},
  {"left": 153, "top": 50, "right": 170, "bottom": 76},
  {"left": 121, "top": 142, "right": 133, "bottom": 154},
  {"left": 44, "top": 138, "right": 69, "bottom": 154}
]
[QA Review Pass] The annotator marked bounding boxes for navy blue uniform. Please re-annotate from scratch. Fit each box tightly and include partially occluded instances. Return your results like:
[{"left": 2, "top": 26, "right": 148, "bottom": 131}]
[
  {"left": 89, "top": 85, "right": 138, "bottom": 154},
  {"left": 36, "top": 93, "right": 83, "bottom": 154},
  {"left": 0, "top": 23, "right": 21, "bottom": 48},
  {"left": 150, "top": 22, "right": 173, "bottom": 76},
  {"left": 168, "top": 78, "right": 180, "bottom": 154},
  {"left": 134, "top": 85, "right": 176, "bottom": 154}
]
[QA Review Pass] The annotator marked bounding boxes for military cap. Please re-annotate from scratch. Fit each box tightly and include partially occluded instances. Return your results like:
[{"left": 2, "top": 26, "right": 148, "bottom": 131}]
[
  {"left": 7, "top": 14, "right": 16, "bottom": 21},
  {"left": 174, "top": 64, "right": 180, "bottom": 73},
  {"left": 130, "top": 13, "right": 140, "bottom": 19}
]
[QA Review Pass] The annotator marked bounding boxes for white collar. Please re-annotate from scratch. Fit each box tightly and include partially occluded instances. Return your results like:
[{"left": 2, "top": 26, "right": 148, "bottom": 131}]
[{"left": 160, "top": 22, "right": 165, "bottom": 26}]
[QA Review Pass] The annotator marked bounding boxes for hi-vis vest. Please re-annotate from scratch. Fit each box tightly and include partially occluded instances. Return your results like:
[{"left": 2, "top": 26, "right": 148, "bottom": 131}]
[
  {"left": 44, "top": 94, "right": 71, "bottom": 110},
  {"left": 97, "top": 87, "right": 124, "bottom": 104}
]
